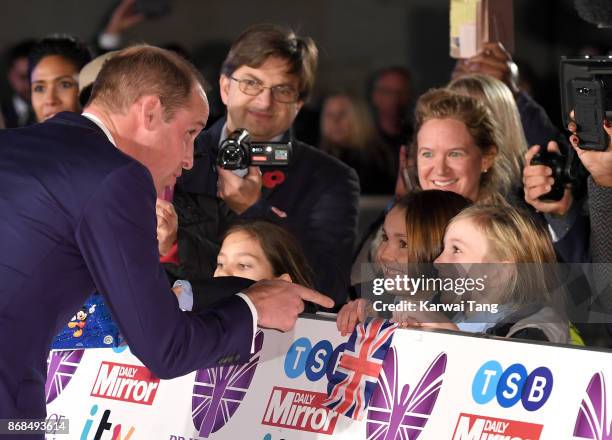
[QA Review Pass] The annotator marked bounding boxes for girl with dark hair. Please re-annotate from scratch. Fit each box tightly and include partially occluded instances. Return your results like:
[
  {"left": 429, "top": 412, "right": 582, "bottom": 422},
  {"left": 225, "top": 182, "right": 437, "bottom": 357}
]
[
  {"left": 337, "top": 190, "right": 471, "bottom": 335},
  {"left": 172, "top": 219, "right": 316, "bottom": 312},
  {"left": 214, "top": 220, "right": 315, "bottom": 289},
  {"left": 28, "top": 34, "right": 92, "bottom": 122}
]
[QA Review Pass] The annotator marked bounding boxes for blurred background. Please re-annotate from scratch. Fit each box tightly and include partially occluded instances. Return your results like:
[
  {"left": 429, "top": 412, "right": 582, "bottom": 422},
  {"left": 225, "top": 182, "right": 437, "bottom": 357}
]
[{"left": 1, "top": 0, "right": 611, "bottom": 128}]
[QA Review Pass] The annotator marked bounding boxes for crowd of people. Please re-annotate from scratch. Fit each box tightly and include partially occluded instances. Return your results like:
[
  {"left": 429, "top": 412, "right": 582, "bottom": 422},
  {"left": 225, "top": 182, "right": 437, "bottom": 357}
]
[{"left": 2, "top": 0, "right": 612, "bottom": 423}]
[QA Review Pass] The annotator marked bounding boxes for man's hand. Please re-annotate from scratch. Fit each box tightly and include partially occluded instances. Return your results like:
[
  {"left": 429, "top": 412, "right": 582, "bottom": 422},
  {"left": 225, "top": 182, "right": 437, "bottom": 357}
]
[
  {"left": 104, "top": 0, "right": 145, "bottom": 35},
  {"left": 523, "top": 142, "right": 573, "bottom": 215},
  {"left": 217, "top": 166, "right": 262, "bottom": 214},
  {"left": 569, "top": 119, "right": 612, "bottom": 188},
  {"left": 452, "top": 42, "right": 519, "bottom": 95},
  {"left": 244, "top": 279, "right": 334, "bottom": 332},
  {"left": 336, "top": 299, "right": 369, "bottom": 337},
  {"left": 156, "top": 198, "right": 178, "bottom": 256}
]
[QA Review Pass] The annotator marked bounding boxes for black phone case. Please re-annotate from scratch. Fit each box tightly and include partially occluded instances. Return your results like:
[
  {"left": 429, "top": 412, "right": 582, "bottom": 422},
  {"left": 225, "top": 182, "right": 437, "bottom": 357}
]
[{"left": 570, "top": 78, "right": 608, "bottom": 151}]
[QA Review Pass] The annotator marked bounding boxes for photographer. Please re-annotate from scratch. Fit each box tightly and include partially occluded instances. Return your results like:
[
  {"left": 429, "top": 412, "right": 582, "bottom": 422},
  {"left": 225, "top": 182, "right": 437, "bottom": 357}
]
[
  {"left": 178, "top": 24, "right": 360, "bottom": 307},
  {"left": 570, "top": 120, "right": 612, "bottom": 309},
  {"left": 454, "top": 42, "right": 591, "bottom": 263}
]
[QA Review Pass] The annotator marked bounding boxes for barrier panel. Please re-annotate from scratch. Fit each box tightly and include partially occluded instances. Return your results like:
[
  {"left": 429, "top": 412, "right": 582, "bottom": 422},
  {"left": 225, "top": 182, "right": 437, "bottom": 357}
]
[{"left": 45, "top": 316, "right": 611, "bottom": 439}]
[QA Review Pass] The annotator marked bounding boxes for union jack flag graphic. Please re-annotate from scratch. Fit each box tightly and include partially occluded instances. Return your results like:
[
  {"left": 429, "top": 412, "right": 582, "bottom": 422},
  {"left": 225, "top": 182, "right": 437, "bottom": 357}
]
[
  {"left": 574, "top": 372, "right": 612, "bottom": 440},
  {"left": 324, "top": 318, "right": 398, "bottom": 420},
  {"left": 366, "top": 349, "right": 447, "bottom": 439},
  {"left": 192, "top": 330, "right": 264, "bottom": 437},
  {"left": 45, "top": 349, "right": 84, "bottom": 403}
]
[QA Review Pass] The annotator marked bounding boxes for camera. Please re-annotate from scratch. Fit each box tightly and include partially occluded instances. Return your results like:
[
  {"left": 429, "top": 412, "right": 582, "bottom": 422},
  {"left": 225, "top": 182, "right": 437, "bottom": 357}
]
[
  {"left": 528, "top": 56, "right": 610, "bottom": 201},
  {"left": 560, "top": 56, "right": 612, "bottom": 151},
  {"left": 530, "top": 146, "right": 582, "bottom": 202},
  {"left": 216, "top": 129, "right": 292, "bottom": 170}
]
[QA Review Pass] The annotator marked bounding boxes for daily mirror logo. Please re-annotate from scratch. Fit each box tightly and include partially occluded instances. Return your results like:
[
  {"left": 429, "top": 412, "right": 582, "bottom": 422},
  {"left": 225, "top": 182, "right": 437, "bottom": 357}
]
[
  {"left": 261, "top": 386, "right": 339, "bottom": 434},
  {"left": 574, "top": 372, "right": 612, "bottom": 440},
  {"left": 192, "top": 330, "right": 264, "bottom": 438},
  {"left": 45, "top": 349, "right": 84, "bottom": 404},
  {"left": 452, "top": 413, "right": 543, "bottom": 440},
  {"left": 366, "top": 348, "right": 447, "bottom": 439},
  {"left": 90, "top": 361, "right": 160, "bottom": 405}
]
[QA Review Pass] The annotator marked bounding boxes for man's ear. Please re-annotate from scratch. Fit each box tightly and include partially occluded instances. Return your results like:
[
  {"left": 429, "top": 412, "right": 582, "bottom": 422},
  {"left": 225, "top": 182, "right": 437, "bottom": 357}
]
[
  {"left": 277, "top": 273, "right": 293, "bottom": 283},
  {"left": 220, "top": 75, "right": 231, "bottom": 106},
  {"left": 139, "top": 95, "right": 163, "bottom": 131}
]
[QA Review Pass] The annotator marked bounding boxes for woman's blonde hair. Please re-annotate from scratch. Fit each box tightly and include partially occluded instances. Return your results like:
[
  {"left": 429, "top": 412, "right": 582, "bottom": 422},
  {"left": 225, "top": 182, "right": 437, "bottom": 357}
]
[
  {"left": 449, "top": 205, "right": 557, "bottom": 306},
  {"left": 447, "top": 74, "right": 527, "bottom": 190},
  {"left": 410, "top": 88, "right": 511, "bottom": 204}
]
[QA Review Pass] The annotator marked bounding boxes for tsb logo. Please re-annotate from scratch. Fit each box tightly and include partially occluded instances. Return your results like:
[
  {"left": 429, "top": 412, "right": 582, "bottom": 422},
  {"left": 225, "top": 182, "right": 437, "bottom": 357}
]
[
  {"left": 472, "top": 360, "right": 553, "bottom": 411},
  {"left": 284, "top": 337, "right": 345, "bottom": 382}
]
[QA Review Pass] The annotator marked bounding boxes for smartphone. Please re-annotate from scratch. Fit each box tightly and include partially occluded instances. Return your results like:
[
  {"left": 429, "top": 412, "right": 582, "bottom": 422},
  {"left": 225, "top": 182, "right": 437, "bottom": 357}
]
[{"left": 569, "top": 78, "right": 608, "bottom": 151}]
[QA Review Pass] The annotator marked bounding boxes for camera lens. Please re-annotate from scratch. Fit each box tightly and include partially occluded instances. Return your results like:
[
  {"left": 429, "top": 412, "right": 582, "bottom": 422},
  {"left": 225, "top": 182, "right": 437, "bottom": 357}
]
[
  {"left": 217, "top": 129, "right": 252, "bottom": 170},
  {"left": 218, "top": 143, "right": 245, "bottom": 170}
]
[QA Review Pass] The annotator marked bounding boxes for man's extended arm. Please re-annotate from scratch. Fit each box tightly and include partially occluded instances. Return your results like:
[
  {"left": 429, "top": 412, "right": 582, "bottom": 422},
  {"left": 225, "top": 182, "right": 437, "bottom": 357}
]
[{"left": 76, "top": 162, "right": 254, "bottom": 378}]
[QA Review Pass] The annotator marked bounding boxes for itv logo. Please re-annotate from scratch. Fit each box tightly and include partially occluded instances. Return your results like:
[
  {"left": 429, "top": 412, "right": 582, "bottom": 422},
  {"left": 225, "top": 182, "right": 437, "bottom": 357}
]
[{"left": 79, "top": 404, "right": 135, "bottom": 440}]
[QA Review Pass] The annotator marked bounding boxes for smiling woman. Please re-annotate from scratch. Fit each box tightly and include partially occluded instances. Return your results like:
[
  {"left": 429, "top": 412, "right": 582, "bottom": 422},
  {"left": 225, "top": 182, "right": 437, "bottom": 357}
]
[
  {"left": 408, "top": 88, "right": 512, "bottom": 204},
  {"left": 28, "top": 35, "right": 92, "bottom": 122}
]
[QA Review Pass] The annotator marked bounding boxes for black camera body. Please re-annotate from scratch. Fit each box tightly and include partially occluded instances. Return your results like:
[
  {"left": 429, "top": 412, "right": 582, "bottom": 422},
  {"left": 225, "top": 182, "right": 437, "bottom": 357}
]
[
  {"left": 530, "top": 148, "right": 580, "bottom": 201},
  {"left": 216, "top": 129, "right": 292, "bottom": 170},
  {"left": 560, "top": 56, "right": 612, "bottom": 151},
  {"left": 527, "top": 56, "right": 611, "bottom": 201}
]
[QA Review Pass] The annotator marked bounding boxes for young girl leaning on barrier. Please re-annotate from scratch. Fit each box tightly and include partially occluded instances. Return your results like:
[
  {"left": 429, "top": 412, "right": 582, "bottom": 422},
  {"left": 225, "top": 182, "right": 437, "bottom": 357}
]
[
  {"left": 336, "top": 190, "right": 471, "bottom": 336},
  {"left": 173, "top": 219, "right": 317, "bottom": 311},
  {"left": 416, "top": 204, "right": 578, "bottom": 344},
  {"left": 213, "top": 220, "right": 314, "bottom": 288}
]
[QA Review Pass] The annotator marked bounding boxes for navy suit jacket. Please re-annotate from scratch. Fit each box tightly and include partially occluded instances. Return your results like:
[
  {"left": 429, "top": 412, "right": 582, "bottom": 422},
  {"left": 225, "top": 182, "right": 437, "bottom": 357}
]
[
  {"left": 178, "top": 117, "right": 360, "bottom": 307},
  {"left": 0, "top": 113, "right": 254, "bottom": 421}
]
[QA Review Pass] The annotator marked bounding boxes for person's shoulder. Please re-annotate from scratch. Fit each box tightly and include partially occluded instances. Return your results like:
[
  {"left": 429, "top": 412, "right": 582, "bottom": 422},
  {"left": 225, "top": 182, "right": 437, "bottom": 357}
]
[{"left": 41, "top": 114, "right": 150, "bottom": 189}]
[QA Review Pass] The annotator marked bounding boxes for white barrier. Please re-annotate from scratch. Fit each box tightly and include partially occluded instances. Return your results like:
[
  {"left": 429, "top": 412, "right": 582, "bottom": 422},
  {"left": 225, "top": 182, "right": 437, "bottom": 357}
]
[{"left": 45, "top": 316, "right": 611, "bottom": 439}]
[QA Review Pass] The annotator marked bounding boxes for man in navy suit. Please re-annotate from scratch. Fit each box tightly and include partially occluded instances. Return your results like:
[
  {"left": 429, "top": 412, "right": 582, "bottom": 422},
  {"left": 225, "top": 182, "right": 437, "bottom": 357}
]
[
  {"left": 0, "top": 45, "right": 332, "bottom": 425},
  {"left": 179, "top": 25, "right": 360, "bottom": 307}
]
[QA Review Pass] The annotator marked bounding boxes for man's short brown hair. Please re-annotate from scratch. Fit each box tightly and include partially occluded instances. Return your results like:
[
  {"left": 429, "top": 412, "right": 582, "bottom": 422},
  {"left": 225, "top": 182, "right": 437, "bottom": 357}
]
[
  {"left": 221, "top": 24, "right": 318, "bottom": 100},
  {"left": 90, "top": 45, "right": 205, "bottom": 121}
]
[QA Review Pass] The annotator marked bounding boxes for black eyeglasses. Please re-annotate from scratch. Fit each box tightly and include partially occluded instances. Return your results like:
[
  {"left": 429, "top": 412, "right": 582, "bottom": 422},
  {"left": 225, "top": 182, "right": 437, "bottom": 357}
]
[{"left": 230, "top": 77, "right": 300, "bottom": 103}]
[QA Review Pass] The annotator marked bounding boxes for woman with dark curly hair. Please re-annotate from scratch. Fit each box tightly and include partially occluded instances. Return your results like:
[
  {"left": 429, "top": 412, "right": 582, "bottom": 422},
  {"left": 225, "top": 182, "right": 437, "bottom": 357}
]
[{"left": 29, "top": 34, "right": 92, "bottom": 122}]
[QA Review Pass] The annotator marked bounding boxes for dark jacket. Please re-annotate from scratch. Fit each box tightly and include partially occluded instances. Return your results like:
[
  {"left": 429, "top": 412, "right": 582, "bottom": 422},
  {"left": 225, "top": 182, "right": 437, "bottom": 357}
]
[
  {"left": 178, "top": 117, "right": 361, "bottom": 307},
  {"left": 588, "top": 177, "right": 612, "bottom": 311},
  {"left": 0, "top": 112, "right": 254, "bottom": 422},
  {"left": 516, "top": 91, "right": 561, "bottom": 149},
  {"left": 163, "top": 186, "right": 237, "bottom": 283}
]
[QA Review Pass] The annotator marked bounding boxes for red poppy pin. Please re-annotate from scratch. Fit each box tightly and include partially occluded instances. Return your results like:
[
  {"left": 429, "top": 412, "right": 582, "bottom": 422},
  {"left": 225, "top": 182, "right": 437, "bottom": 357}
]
[{"left": 262, "top": 170, "right": 286, "bottom": 189}]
